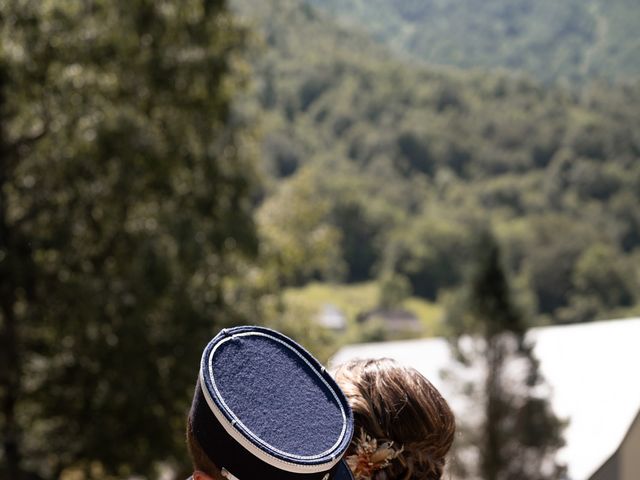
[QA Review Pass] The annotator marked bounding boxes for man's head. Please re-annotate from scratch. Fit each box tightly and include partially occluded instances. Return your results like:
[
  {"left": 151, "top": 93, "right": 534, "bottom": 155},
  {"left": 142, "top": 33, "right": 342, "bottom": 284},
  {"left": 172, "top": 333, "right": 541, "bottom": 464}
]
[{"left": 186, "top": 326, "right": 355, "bottom": 480}]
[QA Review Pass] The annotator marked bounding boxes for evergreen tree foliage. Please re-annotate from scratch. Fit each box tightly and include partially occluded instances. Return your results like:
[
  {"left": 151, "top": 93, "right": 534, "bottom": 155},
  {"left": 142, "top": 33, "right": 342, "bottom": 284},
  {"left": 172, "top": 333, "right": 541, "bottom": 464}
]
[
  {"left": 0, "top": 1, "right": 257, "bottom": 478},
  {"left": 446, "top": 232, "right": 566, "bottom": 480}
]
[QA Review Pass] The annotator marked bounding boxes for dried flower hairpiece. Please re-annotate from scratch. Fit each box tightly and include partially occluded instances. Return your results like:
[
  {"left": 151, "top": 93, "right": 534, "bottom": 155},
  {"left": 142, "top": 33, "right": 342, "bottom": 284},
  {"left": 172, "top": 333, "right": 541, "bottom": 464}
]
[{"left": 346, "top": 430, "right": 404, "bottom": 480}]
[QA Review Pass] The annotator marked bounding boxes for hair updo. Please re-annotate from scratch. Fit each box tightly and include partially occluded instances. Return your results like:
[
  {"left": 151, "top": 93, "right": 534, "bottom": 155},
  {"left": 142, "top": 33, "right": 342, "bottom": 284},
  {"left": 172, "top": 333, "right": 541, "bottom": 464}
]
[{"left": 334, "top": 358, "right": 455, "bottom": 480}]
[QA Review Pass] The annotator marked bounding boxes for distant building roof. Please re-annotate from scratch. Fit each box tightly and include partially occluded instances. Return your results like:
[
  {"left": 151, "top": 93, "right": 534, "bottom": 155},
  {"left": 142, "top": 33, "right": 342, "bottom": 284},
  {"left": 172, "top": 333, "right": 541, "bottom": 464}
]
[
  {"left": 316, "top": 303, "right": 347, "bottom": 330},
  {"left": 357, "top": 308, "right": 422, "bottom": 332},
  {"left": 331, "top": 317, "right": 640, "bottom": 480}
]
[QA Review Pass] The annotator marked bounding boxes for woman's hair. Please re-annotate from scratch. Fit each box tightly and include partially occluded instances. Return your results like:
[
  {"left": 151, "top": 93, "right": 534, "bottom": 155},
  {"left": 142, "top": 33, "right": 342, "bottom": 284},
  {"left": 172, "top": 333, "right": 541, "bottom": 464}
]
[
  {"left": 186, "top": 417, "right": 222, "bottom": 479},
  {"left": 334, "top": 358, "right": 455, "bottom": 480}
]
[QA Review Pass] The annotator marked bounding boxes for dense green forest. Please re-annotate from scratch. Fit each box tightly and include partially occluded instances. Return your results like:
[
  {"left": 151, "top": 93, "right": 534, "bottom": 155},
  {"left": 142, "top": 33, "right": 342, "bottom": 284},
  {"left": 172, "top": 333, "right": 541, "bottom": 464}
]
[
  {"left": 2, "top": 0, "right": 638, "bottom": 478},
  {"left": 303, "top": 0, "right": 640, "bottom": 84},
  {"left": 233, "top": 0, "right": 640, "bottom": 328}
]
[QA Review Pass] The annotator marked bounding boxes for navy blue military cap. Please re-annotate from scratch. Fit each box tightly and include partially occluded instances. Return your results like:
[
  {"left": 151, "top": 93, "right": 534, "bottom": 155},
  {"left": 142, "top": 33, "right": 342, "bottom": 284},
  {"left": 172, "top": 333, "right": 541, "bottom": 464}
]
[{"left": 189, "top": 326, "right": 354, "bottom": 480}]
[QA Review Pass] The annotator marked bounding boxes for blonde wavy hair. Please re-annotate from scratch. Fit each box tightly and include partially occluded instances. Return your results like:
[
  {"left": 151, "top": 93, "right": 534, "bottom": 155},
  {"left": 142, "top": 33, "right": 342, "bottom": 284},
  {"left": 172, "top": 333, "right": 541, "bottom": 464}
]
[{"left": 334, "top": 358, "right": 455, "bottom": 480}]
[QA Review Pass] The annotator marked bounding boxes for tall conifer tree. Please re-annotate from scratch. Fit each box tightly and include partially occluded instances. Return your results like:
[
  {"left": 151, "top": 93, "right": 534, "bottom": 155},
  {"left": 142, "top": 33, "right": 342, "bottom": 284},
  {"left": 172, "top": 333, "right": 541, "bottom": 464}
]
[
  {"left": 0, "top": 1, "right": 257, "bottom": 478},
  {"left": 447, "top": 231, "right": 565, "bottom": 480}
]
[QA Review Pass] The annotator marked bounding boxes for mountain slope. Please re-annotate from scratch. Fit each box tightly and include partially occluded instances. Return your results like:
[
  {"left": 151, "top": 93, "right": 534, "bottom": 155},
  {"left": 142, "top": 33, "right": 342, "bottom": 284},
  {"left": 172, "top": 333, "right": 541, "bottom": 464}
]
[
  {"left": 232, "top": 0, "right": 640, "bottom": 325},
  {"left": 305, "top": 0, "right": 640, "bottom": 84}
]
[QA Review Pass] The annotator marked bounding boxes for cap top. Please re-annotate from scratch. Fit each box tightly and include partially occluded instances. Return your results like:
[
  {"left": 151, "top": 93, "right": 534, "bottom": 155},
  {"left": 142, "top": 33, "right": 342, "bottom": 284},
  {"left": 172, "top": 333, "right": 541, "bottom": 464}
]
[
  {"left": 195, "top": 325, "right": 354, "bottom": 479},
  {"left": 204, "top": 331, "right": 348, "bottom": 461}
]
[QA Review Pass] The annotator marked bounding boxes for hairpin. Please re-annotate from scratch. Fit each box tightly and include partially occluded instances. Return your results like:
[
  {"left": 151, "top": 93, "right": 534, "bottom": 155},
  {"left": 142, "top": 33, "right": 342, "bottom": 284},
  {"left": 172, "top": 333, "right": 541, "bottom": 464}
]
[{"left": 345, "top": 431, "right": 404, "bottom": 480}]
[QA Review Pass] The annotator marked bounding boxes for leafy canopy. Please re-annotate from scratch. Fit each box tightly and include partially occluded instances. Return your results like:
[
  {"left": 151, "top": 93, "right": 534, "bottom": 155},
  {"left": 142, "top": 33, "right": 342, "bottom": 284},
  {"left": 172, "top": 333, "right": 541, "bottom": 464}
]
[{"left": 1, "top": 0, "right": 257, "bottom": 478}]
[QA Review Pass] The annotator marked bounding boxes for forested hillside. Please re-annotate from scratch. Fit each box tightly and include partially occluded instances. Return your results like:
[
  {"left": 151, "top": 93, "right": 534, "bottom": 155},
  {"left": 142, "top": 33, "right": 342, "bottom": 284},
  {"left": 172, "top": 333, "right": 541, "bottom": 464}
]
[
  {"left": 233, "top": 0, "right": 640, "bottom": 327},
  {"left": 304, "top": 0, "right": 640, "bottom": 84}
]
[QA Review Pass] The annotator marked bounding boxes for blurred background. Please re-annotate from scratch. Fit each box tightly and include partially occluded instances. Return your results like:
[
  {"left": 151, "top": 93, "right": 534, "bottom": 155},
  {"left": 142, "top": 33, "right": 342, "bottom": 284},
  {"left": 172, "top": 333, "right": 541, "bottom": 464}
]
[{"left": 1, "top": 0, "right": 639, "bottom": 479}]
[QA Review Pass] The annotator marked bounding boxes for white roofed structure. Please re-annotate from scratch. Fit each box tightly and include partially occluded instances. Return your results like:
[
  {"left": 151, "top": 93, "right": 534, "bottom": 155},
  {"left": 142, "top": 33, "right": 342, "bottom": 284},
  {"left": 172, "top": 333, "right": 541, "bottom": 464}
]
[{"left": 331, "top": 318, "right": 640, "bottom": 480}]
